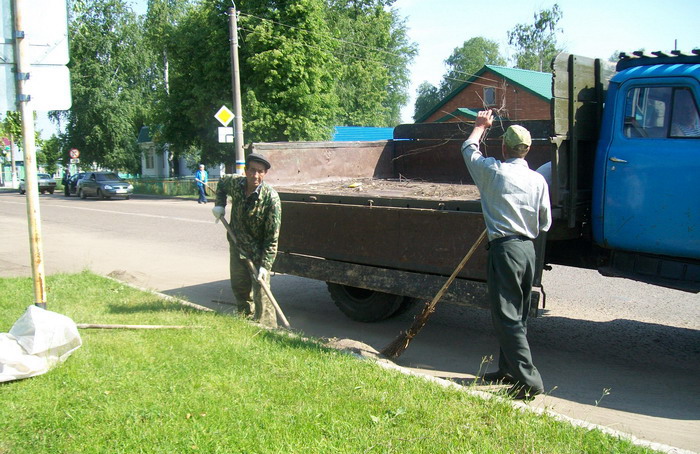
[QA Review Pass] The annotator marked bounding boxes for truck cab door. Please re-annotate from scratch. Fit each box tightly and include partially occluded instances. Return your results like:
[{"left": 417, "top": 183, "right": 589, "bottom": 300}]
[{"left": 600, "top": 80, "right": 699, "bottom": 260}]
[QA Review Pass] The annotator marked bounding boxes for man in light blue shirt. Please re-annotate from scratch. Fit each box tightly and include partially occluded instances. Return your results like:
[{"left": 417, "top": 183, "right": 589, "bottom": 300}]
[
  {"left": 195, "top": 164, "right": 208, "bottom": 204},
  {"left": 461, "top": 109, "right": 551, "bottom": 400}
]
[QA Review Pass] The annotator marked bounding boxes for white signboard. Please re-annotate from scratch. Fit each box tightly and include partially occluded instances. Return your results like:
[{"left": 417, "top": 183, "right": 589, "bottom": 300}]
[
  {"left": 218, "top": 127, "right": 234, "bottom": 143},
  {"left": 0, "top": 0, "right": 71, "bottom": 112},
  {"left": 0, "top": 0, "right": 69, "bottom": 65}
]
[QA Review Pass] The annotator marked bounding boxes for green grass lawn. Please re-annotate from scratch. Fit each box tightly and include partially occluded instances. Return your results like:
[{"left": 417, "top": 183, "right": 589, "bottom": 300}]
[{"left": 0, "top": 272, "right": 653, "bottom": 453}]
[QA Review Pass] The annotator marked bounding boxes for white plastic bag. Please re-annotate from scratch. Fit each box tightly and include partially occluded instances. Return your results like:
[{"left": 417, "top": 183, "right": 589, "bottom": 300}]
[{"left": 0, "top": 305, "right": 82, "bottom": 383}]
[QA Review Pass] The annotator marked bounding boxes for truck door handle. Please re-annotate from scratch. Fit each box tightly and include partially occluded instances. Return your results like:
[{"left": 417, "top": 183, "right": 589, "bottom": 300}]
[{"left": 609, "top": 157, "right": 628, "bottom": 163}]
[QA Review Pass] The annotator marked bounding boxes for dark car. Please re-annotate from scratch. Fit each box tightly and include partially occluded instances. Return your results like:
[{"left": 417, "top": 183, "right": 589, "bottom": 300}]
[
  {"left": 65, "top": 172, "right": 86, "bottom": 196},
  {"left": 19, "top": 173, "right": 57, "bottom": 194},
  {"left": 77, "top": 172, "right": 133, "bottom": 200}
]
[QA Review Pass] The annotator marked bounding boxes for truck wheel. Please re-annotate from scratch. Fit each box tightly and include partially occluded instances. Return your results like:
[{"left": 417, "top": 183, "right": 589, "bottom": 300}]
[
  {"left": 392, "top": 297, "right": 420, "bottom": 317},
  {"left": 327, "top": 283, "right": 404, "bottom": 322}
]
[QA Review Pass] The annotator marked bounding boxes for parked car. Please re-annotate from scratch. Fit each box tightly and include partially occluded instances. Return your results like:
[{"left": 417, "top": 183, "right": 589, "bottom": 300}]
[
  {"left": 18, "top": 173, "right": 57, "bottom": 194},
  {"left": 77, "top": 172, "right": 133, "bottom": 200},
  {"left": 65, "top": 172, "right": 86, "bottom": 196}
]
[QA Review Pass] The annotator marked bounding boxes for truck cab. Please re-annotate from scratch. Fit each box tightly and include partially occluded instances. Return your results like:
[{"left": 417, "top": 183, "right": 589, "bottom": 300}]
[
  {"left": 550, "top": 51, "right": 699, "bottom": 291},
  {"left": 592, "top": 53, "right": 699, "bottom": 290}
]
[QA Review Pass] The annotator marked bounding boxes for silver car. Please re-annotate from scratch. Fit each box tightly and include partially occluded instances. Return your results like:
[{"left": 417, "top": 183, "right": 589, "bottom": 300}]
[
  {"left": 19, "top": 173, "right": 57, "bottom": 194},
  {"left": 77, "top": 172, "right": 133, "bottom": 200}
]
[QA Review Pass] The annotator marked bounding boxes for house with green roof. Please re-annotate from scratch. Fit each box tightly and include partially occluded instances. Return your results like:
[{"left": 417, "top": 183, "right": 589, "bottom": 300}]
[{"left": 416, "top": 65, "right": 553, "bottom": 123}]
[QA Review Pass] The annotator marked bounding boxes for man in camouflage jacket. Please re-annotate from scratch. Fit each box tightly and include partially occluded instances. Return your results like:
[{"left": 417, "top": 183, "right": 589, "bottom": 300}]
[{"left": 212, "top": 153, "right": 282, "bottom": 327}]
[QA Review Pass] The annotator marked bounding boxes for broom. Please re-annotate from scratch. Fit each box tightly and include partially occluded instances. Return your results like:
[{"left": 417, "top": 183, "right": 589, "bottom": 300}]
[{"left": 380, "top": 229, "right": 488, "bottom": 359}]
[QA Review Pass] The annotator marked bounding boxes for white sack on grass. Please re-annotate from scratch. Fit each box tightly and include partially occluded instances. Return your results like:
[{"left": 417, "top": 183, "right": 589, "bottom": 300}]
[{"left": 0, "top": 305, "right": 82, "bottom": 383}]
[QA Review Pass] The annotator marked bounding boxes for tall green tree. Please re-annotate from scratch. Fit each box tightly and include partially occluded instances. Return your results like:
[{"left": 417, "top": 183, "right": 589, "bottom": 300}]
[
  {"left": 413, "top": 37, "right": 505, "bottom": 120},
  {"left": 239, "top": 0, "right": 340, "bottom": 142},
  {"left": 507, "top": 3, "right": 563, "bottom": 72},
  {"left": 326, "top": 0, "right": 416, "bottom": 127},
  {"left": 55, "top": 0, "right": 157, "bottom": 172},
  {"left": 160, "top": 0, "right": 417, "bottom": 165},
  {"left": 440, "top": 37, "right": 506, "bottom": 94}
]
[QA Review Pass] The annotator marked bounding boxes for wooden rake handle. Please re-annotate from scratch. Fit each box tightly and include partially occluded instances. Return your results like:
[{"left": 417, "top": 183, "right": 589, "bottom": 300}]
[
  {"left": 220, "top": 217, "right": 290, "bottom": 329},
  {"left": 425, "top": 229, "right": 488, "bottom": 313}
]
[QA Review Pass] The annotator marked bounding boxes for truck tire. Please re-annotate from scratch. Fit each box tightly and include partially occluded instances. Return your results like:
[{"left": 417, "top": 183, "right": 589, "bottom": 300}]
[
  {"left": 326, "top": 283, "right": 405, "bottom": 322},
  {"left": 392, "top": 297, "right": 420, "bottom": 317}
]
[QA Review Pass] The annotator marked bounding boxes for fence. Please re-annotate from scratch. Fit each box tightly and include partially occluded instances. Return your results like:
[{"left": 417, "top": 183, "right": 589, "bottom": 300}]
[{"left": 129, "top": 177, "right": 219, "bottom": 197}]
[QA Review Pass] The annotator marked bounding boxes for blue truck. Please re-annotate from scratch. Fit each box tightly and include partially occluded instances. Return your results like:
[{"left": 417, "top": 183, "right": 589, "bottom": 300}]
[{"left": 257, "top": 51, "right": 699, "bottom": 322}]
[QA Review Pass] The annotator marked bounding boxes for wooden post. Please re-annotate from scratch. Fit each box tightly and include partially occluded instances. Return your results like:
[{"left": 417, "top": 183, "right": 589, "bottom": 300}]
[{"left": 13, "top": 0, "right": 47, "bottom": 308}]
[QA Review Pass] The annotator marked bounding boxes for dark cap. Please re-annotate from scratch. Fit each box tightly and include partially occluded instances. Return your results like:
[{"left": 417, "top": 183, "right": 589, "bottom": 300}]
[{"left": 245, "top": 153, "right": 271, "bottom": 170}]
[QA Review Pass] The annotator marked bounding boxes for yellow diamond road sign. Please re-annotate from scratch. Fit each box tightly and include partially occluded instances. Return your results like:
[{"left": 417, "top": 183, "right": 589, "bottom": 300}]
[{"left": 215, "top": 106, "right": 235, "bottom": 126}]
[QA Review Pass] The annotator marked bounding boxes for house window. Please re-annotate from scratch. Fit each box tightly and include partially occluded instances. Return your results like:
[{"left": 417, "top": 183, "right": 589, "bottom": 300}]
[
  {"left": 145, "top": 149, "right": 155, "bottom": 169},
  {"left": 483, "top": 87, "right": 496, "bottom": 106}
]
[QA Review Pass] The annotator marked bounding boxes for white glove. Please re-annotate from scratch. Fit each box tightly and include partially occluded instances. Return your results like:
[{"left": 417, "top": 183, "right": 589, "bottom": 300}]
[
  {"left": 257, "top": 267, "right": 269, "bottom": 281},
  {"left": 212, "top": 206, "right": 225, "bottom": 223}
]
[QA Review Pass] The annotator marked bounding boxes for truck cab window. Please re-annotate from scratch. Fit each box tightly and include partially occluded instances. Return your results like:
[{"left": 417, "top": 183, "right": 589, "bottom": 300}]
[
  {"left": 623, "top": 86, "right": 672, "bottom": 138},
  {"left": 670, "top": 88, "right": 700, "bottom": 138}
]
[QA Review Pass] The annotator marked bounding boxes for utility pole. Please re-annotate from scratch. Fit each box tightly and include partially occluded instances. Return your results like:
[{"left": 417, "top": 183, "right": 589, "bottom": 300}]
[
  {"left": 13, "top": 0, "right": 47, "bottom": 309},
  {"left": 228, "top": 6, "right": 244, "bottom": 175}
]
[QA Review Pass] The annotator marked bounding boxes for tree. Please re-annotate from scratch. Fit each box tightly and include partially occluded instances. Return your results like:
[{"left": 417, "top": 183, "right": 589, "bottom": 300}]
[
  {"left": 54, "top": 0, "right": 157, "bottom": 173},
  {"left": 413, "top": 37, "right": 505, "bottom": 120},
  {"left": 37, "top": 135, "right": 63, "bottom": 175},
  {"left": 326, "top": 0, "right": 417, "bottom": 127},
  {"left": 440, "top": 37, "right": 506, "bottom": 94},
  {"left": 0, "top": 112, "right": 22, "bottom": 147},
  {"left": 507, "top": 3, "right": 563, "bottom": 72},
  {"left": 144, "top": 0, "right": 192, "bottom": 97},
  {"left": 413, "top": 82, "right": 441, "bottom": 121},
  {"left": 239, "top": 0, "right": 340, "bottom": 142}
]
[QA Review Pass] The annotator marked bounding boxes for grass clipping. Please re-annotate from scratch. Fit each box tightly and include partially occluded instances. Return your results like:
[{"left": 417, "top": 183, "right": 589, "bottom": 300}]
[{"left": 0, "top": 272, "right": 650, "bottom": 454}]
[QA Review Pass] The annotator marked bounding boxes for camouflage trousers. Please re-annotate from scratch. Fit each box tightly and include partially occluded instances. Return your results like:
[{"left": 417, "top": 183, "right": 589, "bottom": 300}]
[{"left": 229, "top": 246, "right": 277, "bottom": 328}]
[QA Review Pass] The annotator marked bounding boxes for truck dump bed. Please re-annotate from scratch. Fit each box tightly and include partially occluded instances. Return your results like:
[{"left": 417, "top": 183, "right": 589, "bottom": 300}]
[{"left": 251, "top": 121, "right": 551, "bottom": 310}]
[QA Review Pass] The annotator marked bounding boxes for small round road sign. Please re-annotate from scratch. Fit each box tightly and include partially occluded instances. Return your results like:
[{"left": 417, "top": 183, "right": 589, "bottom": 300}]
[{"left": 69, "top": 148, "right": 80, "bottom": 159}]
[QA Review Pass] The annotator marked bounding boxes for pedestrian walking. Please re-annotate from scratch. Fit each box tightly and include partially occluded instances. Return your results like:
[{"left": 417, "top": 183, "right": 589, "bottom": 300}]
[{"left": 195, "top": 164, "right": 208, "bottom": 204}]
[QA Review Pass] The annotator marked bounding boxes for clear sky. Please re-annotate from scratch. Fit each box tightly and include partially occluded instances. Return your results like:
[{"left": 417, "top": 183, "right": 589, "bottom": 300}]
[
  {"left": 37, "top": 0, "right": 700, "bottom": 137},
  {"left": 392, "top": 0, "right": 700, "bottom": 122}
]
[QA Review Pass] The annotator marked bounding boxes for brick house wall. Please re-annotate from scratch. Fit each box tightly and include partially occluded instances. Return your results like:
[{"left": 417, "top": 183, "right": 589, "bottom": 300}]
[{"left": 422, "top": 69, "right": 551, "bottom": 123}]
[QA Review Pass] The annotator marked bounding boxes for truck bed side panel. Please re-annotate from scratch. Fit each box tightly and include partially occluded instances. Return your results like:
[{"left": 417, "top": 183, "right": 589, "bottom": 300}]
[{"left": 278, "top": 201, "right": 488, "bottom": 280}]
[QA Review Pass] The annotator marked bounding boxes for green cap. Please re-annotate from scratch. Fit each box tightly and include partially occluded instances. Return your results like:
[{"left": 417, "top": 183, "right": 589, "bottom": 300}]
[{"left": 503, "top": 125, "right": 532, "bottom": 149}]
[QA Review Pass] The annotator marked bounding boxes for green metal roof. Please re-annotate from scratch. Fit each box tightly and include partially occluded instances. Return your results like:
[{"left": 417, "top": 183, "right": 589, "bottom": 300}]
[
  {"left": 416, "top": 65, "right": 553, "bottom": 123},
  {"left": 485, "top": 65, "right": 553, "bottom": 100}
]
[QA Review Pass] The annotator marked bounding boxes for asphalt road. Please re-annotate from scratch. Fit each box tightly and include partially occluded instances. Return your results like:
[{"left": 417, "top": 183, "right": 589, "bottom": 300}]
[{"left": 1, "top": 191, "right": 698, "bottom": 452}]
